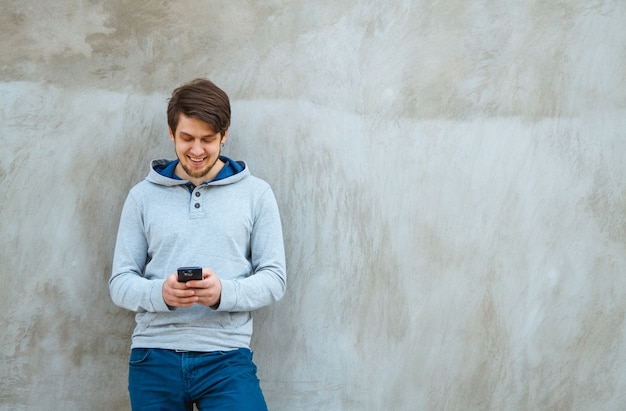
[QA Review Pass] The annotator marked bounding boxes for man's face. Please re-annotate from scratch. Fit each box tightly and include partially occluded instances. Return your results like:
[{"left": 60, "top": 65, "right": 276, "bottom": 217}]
[{"left": 169, "top": 113, "right": 227, "bottom": 184}]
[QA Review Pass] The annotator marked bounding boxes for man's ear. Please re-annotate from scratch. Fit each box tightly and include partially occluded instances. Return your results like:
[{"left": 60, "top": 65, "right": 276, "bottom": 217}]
[
  {"left": 168, "top": 127, "right": 175, "bottom": 142},
  {"left": 221, "top": 128, "right": 229, "bottom": 144}
]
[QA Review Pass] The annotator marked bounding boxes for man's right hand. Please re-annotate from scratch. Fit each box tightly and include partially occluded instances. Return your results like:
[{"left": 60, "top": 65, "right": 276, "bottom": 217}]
[{"left": 162, "top": 274, "right": 199, "bottom": 307}]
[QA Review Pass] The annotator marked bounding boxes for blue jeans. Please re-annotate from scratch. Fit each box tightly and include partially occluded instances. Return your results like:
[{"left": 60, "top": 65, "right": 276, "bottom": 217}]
[{"left": 128, "top": 348, "right": 268, "bottom": 411}]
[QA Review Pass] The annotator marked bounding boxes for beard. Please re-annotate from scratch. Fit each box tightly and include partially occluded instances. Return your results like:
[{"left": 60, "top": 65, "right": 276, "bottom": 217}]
[{"left": 179, "top": 152, "right": 221, "bottom": 180}]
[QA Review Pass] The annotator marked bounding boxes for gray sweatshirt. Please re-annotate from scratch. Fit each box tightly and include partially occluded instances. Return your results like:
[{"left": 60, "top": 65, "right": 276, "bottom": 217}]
[{"left": 110, "top": 159, "right": 286, "bottom": 351}]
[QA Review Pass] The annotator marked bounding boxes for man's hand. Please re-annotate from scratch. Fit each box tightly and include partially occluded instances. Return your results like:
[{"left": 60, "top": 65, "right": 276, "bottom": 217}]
[{"left": 162, "top": 268, "right": 222, "bottom": 308}]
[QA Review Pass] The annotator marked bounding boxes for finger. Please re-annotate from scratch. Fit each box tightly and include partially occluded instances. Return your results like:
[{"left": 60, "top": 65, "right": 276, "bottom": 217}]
[
  {"left": 172, "top": 278, "right": 194, "bottom": 290},
  {"left": 171, "top": 291, "right": 198, "bottom": 306},
  {"left": 177, "top": 296, "right": 198, "bottom": 306},
  {"left": 186, "top": 279, "right": 209, "bottom": 289},
  {"left": 171, "top": 288, "right": 196, "bottom": 298},
  {"left": 202, "top": 267, "right": 216, "bottom": 279}
]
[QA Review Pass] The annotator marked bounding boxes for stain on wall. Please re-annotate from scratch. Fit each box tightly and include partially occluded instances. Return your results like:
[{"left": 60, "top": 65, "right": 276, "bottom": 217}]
[{"left": 1, "top": 1, "right": 625, "bottom": 410}]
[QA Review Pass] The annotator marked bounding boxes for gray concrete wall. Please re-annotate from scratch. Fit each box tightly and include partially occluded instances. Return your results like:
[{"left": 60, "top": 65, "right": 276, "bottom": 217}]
[{"left": 1, "top": 1, "right": 625, "bottom": 410}]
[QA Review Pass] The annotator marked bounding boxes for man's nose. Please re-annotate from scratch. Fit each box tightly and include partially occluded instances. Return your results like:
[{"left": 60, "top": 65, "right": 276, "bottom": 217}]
[{"left": 190, "top": 140, "right": 204, "bottom": 154}]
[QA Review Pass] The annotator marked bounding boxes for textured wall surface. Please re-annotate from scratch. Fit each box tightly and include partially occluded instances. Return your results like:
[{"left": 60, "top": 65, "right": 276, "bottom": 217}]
[{"left": 1, "top": 1, "right": 625, "bottom": 410}]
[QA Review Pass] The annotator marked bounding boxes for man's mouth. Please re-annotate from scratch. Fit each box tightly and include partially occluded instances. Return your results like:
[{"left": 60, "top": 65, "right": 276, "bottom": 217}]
[{"left": 188, "top": 156, "right": 206, "bottom": 165}]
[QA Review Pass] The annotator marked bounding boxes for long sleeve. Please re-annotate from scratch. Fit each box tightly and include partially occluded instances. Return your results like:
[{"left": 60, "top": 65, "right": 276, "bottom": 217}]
[
  {"left": 217, "top": 186, "right": 287, "bottom": 312},
  {"left": 109, "top": 191, "right": 171, "bottom": 313}
]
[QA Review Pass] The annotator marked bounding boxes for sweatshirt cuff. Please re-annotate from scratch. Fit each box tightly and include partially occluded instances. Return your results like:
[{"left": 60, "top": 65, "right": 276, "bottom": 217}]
[
  {"left": 215, "top": 279, "right": 237, "bottom": 311},
  {"left": 151, "top": 279, "right": 173, "bottom": 312}
]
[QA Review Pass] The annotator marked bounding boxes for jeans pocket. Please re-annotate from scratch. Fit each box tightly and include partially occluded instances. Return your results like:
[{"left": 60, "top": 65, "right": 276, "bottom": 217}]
[{"left": 129, "top": 348, "right": 151, "bottom": 365}]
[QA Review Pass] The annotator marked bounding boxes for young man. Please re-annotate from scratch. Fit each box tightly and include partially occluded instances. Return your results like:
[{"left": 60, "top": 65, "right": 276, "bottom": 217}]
[{"left": 110, "top": 78, "right": 286, "bottom": 410}]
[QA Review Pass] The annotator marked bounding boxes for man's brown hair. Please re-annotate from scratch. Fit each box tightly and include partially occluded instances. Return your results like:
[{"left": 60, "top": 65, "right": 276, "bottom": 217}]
[{"left": 167, "top": 78, "right": 231, "bottom": 136}]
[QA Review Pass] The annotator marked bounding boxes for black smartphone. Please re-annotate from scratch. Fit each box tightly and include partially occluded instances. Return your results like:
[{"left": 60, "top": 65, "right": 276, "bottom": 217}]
[{"left": 177, "top": 266, "right": 203, "bottom": 282}]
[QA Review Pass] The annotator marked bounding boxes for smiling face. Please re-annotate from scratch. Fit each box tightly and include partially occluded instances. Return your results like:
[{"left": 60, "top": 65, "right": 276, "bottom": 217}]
[{"left": 169, "top": 113, "right": 228, "bottom": 186}]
